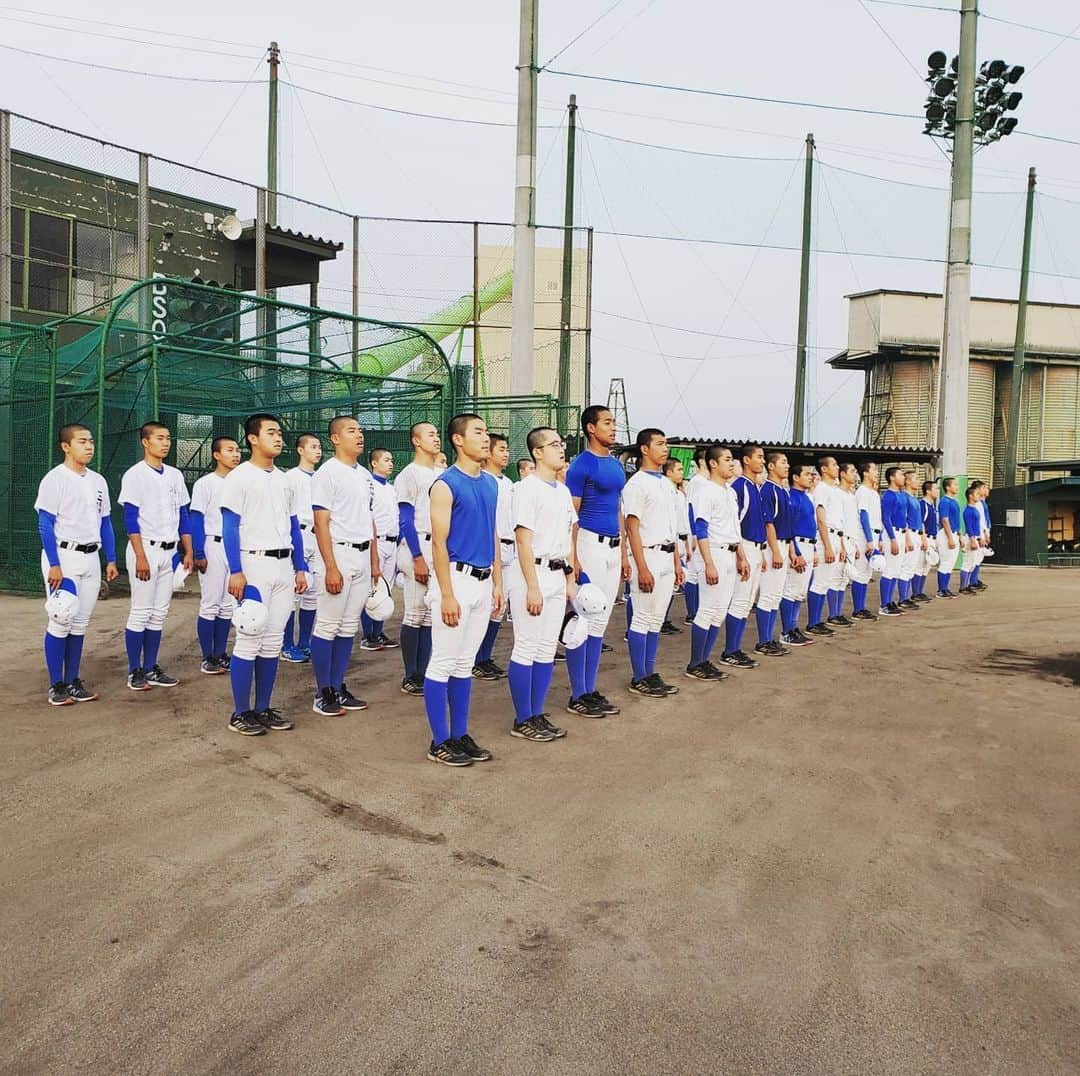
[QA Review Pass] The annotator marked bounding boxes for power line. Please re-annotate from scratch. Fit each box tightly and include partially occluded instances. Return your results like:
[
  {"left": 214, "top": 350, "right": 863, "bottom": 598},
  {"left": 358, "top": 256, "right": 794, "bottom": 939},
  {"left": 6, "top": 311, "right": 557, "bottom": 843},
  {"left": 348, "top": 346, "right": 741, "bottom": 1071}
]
[
  {"left": 586, "top": 128, "right": 796, "bottom": 161},
  {"left": 0, "top": 42, "right": 256, "bottom": 82},
  {"left": 981, "top": 12, "right": 1080, "bottom": 42},
  {"left": 541, "top": 0, "right": 632, "bottom": 70},
  {"left": 862, "top": 0, "right": 955, "bottom": 11},
  {"left": 192, "top": 54, "right": 268, "bottom": 166}
]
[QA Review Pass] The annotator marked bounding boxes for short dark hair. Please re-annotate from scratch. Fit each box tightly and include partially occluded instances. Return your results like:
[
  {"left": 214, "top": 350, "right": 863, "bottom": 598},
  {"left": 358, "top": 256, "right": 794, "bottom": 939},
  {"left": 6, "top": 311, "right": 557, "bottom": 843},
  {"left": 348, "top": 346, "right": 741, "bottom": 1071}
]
[
  {"left": 741, "top": 443, "right": 763, "bottom": 464},
  {"left": 58, "top": 422, "right": 91, "bottom": 447},
  {"left": 922, "top": 479, "right": 937, "bottom": 495},
  {"left": 488, "top": 433, "right": 508, "bottom": 450},
  {"left": 943, "top": 476, "right": 958, "bottom": 492},
  {"left": 632, "top": 427, "right": 664, "bottom": 462},
  {"left": 966, "top": 485, "right": 979, "bottom": 502},
  {"left": 765, "top": 450, "right": 787, "bottom": 469},
  {"left": 211, "top": 435, "right": 238, "bottom": 456},
  {"left": 446, "top": 412, "right": 483, "bottom": 449},
  {"left": 841, "top": 461, "right": 857, "bottom": 477},
  {"left": 369, "top": 447, "right": 391, "bottom": 464},
  {"left": 857, "top": 460, "right": 875, "bottom": 480},
  {"left": 244, "top": 413, "right": 280, "bottom": 446},
  {"left": 705, "top": 444, "right": 732, "bottom": 469},
  {"left": 409, "top": 420, "right": 437, "bottom": 443},
  {"left": 516, "top": 458, "right": 532, "bottom": 476},
  {"left": 793, "top": 463, "right": 813, "bottom": 479},
  {"left": 295, "top": 432, "right": 319, "bottom": 451},
  {"left": 884, "top": 465, "right": 902, "bottom": 486},
  {"left": 662, "top": 458, "right": 682, "bottom": 476},
  {"left": 526, "top": 426, "right": 556, "bottom": 461},
  {"left": 693, "top": 445, "right": 708, "bottom": 465},
  {"left": 328, "top": 415, "right": 358, "bottom": 439},
  {"left": 580, "top": 405, "right": 611, "bottom": 438},
  {"left": 817, "top": 455, "right": 836, "bottom": 471},
  {"left": 139, "top": 421, "right": 168, "bottom": 443}
]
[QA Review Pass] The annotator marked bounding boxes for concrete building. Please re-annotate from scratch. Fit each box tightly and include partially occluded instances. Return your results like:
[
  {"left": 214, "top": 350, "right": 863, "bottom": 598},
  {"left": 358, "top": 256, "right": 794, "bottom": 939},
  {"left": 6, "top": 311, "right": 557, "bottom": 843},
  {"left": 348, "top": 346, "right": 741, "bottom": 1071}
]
[{"left": 828, "top": 289, "right": 1080, "bottom": 488}]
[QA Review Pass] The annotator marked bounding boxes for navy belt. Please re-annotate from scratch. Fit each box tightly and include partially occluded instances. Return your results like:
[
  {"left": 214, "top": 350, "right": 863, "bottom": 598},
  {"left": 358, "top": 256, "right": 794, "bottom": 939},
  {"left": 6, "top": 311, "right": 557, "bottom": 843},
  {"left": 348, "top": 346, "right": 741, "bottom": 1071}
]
[
  {"left": 335, "top": 539, "right": 371, "bottom": 551},
  {"left": 380, "top": 534, "right": 399, "bottom": 543},
  {"left": 535, "top": 556, "right": 572, "bottom": 574},
  {"left": 59, "top": 540, "right": 99, "bottom": 554},
  {"left": 246, "top": 548, "right": 291, "bottom": 559},
  {"left": 593, "top": 533, "right": 620, "bottom": 548},
  {"left": 144, "top": 538, "right": 177, "bottom": 550},
  {"left": 454, "top": 561, "right": 492, "bottom": 581}
]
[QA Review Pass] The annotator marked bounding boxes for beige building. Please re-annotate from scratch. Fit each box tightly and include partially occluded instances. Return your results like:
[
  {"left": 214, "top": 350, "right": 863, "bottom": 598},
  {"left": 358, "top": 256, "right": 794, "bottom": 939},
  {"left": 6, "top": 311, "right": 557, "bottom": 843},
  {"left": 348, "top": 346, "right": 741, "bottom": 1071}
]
[
  {"left": 475, "top": 243, "right": 589, "bottom": 406},
  {"left": 829, "top": 289, "right": 1080, "bottom": 486}
]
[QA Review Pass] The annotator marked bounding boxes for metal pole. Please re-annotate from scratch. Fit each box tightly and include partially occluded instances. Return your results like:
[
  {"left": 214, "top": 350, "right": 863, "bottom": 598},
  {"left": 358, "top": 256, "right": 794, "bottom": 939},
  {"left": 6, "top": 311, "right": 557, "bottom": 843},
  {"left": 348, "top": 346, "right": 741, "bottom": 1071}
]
[
  {"left": 0, "top": 110, "right": 11, "bottom": 324},
  {"left": 510, "top": 0, "right": 538, "bottom": 396},
  {"left": 793, "top": 132, "right": 814, "bottom": 442},
  {"left": 472, "top": 221, "right": 480, "bottom": 394},
  {"left": 137, "top": 153, "right": 150, "bottom": 333},
  {"left": 1003, "top": 167, "right": 1036, "bottom": 487},
  {"left": 255, "top": 188, "right": 267, "bottom": 339},
  {"left": 557, "top": 94, "right": 578, "bottom": 416},
  {"left": 351, "top": 214, "right": 360, "bottom": 373},
  {"left": 937, "top": 0, "right": 978, "bottom": 482},
  {"left": 267, "top": 42, "right": 280, "bottom": 228},
  {"left": 585, "top": 225, "right": 594, "bottom": 409}
]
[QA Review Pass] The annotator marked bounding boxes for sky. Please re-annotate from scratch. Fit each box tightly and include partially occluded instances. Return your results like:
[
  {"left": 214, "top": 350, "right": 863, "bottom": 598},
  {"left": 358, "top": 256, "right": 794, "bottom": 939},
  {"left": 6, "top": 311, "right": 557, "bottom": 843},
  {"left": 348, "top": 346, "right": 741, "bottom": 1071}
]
[{"left": 1, "top": 0, "right": 1078, "bottom": 443}]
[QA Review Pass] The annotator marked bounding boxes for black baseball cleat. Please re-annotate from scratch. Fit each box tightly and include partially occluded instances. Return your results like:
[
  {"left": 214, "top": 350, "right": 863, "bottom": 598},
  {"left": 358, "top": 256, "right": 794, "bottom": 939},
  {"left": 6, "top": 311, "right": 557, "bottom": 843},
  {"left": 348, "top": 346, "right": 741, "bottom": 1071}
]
[
  {"left": 510, "top": 716, "right": 557, "bottom": 741},
  {"left": 587, "top": 691, "right": 620, "bottom": 715},
  {"left": 217, "top": 654, "right": 231, "bottom": 670},
  {"left": 127, "top": 667, "right": 151, "bottom": 691},
  {"left": 629, "top": 676, "right": 669, "bottom": 698},
  {"left": 337, "top": 683, "right": 368, "bottom": 711},
  {"left": 229, "top": 711, "right": 267, "bottom": 736},
  {"left": 792, "top": 628, "right": 815, "bottom": 645},
  {"left": 256, "top": 707, "right": 294, "bottom": 731},
  {"left": 533, "top": 713, "right": 567, "bottom": 738},
  {"left": 645, "top": 672, "right": 679, "bottom": 695},
  {"left": 720, "top": 650, "right": 758, "bottom": 669},
  {"left": 973, "top": 581, "right": 988, "bottom": 591},
  {"left": 827, "top": 615, "right": 854, "bottom": 627},
  {"left": 427, "top": 738, "right": 473, "bottom": 766},
  {"left": 805, "top": 623, "right": 835, "bottom": 637},
  {"left": 48, "top": 682, "right": 73, "bottom": 706},
  {"left": 313, "top": 687, "right": 346, "bottom": 716},
  {"left": 879, "top": 602, "right": 904, "bottom": 616},
  {"left": 145, "top": 665, "right": 179, "bottom": 688},
  {"left": 685, "top": 662, "right": 719, "bottom": 681},
  {"left": 959, "top": 586, "right": 978, "bottom": 595},
  {"left": 201, "top": 657, "right": 225, "bottom": 675},
  {"left": 601, "top": 642, "right": 613, "bottom": 653},
  {"left": 938, "top": 589, "right": 956, "bottom": 598},
  {"left": 566, "top": 694, "right": 606, "bottom": 718},
  {"left": 754, "top": 641, "right": 789, "bottom": 657},
  {"left": 400, "top": 676, "right": 425, "bottom": 695},
  {"left": 913, "top": 592, "right": 933, "bottom": 603},
  {"left": 659, "top": 620, "right": 681, "bottom": 635},
  {"left": 852, "top": 609, "right": 878, "bottom": 622},
  {"left": 67, "top": 678, "right": 98, "bottom": 702},
  {"left": 359, "top": 635, "right": 384, "bottom": 652},
  {"left": 456, "top": 733, "right": 493, "bottom": 761},
  {"left": 899, "top": 598, "right": 919, "bottom": 611},
  {"left": 377, "top": 632, "right": 399, "bottom": 649},
  {"left": 471, "top": 660, "right": 502, "bottom": 681},
  {"left": 780, "top": 630, "right": 812, "bottom": 647}
]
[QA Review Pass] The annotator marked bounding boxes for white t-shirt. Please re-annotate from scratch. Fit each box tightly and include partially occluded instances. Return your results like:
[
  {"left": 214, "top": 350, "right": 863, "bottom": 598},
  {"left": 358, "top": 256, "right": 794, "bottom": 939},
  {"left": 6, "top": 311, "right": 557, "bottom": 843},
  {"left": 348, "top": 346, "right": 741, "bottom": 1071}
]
[
  {"left": 840, "top": 488, "right": 862, "bottom": 544},
  {"left": 34, "top": 464, "right": 111, "bottom": 545},
  {"left": 394, "top": 461, "right": 437, "bottom": 536},
  {"left": 311, "top": 457, "right": 375, "bottom": 543},
  {"left": 371, "top": 475, "right": 398, "bottom": 537},
  {"left": 622, "top": 469, "right": 677, "bottom": 547},
  {"left": 812, "top": 480, "right": 844, "bottom": 533},
  {"left": 220, "top": 461, "right": 295, "bottom": 551},
  {"left": 672, "top": 485, "right": 689, "bottom": 539},
  {"left": 512, "top": 474, "right": 576, "bottom": 560},
  {"left": 693, "top": 480, "right": 741, "bottom": 545},
  {"left": 119, "top": 460, "right": 190, "bottom": 541},
  {"left": 491, "top": 471, "right": 515, "bottom": 542},
  {"left": 686, "top": 472, "right": 708, "bottom": 516},
  {"left": 855, "top": 484, "right": 883, "bottom": 533},
  {"left": 190, "top": 472, "right": 227, "bottom": 538},
  {"left": 285, "top": 466, "right": 317, "bottom": 526}
]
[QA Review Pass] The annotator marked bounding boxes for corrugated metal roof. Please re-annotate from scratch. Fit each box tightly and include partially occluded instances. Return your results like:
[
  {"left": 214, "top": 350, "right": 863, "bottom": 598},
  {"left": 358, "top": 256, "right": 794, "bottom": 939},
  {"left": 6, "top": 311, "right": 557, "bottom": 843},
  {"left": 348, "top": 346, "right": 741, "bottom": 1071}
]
[
  {"left": 665, "top": 436, "right": 940, "bottom": 456},
  {"left": 238, "top": 221, "right": 344, "bottom": 252}
]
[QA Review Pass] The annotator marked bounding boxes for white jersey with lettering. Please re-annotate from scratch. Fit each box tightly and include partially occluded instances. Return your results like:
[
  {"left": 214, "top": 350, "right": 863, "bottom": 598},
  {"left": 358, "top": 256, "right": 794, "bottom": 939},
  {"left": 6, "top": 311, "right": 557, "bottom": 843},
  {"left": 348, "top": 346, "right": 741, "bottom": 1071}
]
[
  {"left": 220, "top": 461, "right": 295, "bottom": 550},
  {"left": 311, "top": 457, "right": 375, "bottom": 542},
  {"left": 285, "top": 466, "right": 316, "bottom": 527},
  {"left": 119, "top": 460, "right": 189, "bottom": 541},
  {"left": 34, "top": 464, "right": 111, "bottom": 545},
  {"left": 622, "top": 469, "right": 677, "bottom": 548}
]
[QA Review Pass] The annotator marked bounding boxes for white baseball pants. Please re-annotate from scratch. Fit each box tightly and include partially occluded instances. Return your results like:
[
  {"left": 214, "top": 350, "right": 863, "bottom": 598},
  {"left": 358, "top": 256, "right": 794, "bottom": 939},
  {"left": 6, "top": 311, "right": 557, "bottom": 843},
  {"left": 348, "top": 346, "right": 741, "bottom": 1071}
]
[
  {"left": 197, "top": 538, "right": 234, "bottom": 620},
  {"left": 575, "top": 529, "right": 623, "bottom": 636},
  {"left": 728, "top": 539, "right": 764, "bottom": 619},
  {"left": 629, "top": 545, "right": 676, "bottom": 635},
  {"left": 313, "top": 543, "right": 372, "bottom": 640},
  {"left": 844, "top": 539, "right": 872, "bottom": 587},
  {"left": 426, "top": 568, "right": 493, "bottom": 682},
  {"left": 757, "top": 541, "right": 789, "bottom": 613},
  {"left": 397, "top": 536, "right": 433, "bottom": 628},
  {"left": 693, "top": 544, "right": 738, "bottom": 629},
  {"left": 782, "top": 539, "right": 815, "bottom": 603},
  {"left": 507, "top": 560, "right": 567, "bottom": 665},
  {"left": 900, "top": 538, "right": 918, "bottom": 582},
  {"left": 961, "top": 543, "right": 980, "bottom": 574},
  {"left": 232, "top": 554, "right": 295, "bottom": 660},
  {"left": 125, "top": 540, "right": 175, "bottom": 632},
  {"left": 937, "top": 531, "right": 959, "bottom": 574},
  {"left": 41, "top": 548, "right": 100, "bottom": 638}
]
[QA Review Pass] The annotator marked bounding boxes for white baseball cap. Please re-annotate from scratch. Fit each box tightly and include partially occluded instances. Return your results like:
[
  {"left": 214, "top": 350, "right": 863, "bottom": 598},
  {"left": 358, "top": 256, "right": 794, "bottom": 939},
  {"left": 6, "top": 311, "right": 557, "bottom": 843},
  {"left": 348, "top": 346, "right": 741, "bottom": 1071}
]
[
  {"left": 233, "top": 584, "right": 268, "bottom": 636},
  {"left": 560, "top": 612, "right": 590, "bottom": 651},
  {"left": 365, "top": 577, "right": 395, "bottom": 621},
  {"left": 45, "top": 578, "right": 78, "bottom": 626},
  {"left": 573, "top": 582, "right": 607, "bottom": 618}
]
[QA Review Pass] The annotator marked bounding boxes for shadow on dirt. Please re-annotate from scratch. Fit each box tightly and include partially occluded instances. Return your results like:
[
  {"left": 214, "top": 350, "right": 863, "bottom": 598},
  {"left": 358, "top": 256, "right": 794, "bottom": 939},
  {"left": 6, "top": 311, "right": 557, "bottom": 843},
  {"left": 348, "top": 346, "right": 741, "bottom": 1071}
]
[{"left": 987, "top": 649, "right": 1080, "bottom": 687}]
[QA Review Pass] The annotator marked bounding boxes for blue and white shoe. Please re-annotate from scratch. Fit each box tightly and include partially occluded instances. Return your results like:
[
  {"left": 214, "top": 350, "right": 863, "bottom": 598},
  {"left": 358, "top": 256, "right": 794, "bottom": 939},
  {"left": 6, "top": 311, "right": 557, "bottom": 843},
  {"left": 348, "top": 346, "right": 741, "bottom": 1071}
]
[{"left": 281, "top": 644, "right": 309, "bottom": 664}]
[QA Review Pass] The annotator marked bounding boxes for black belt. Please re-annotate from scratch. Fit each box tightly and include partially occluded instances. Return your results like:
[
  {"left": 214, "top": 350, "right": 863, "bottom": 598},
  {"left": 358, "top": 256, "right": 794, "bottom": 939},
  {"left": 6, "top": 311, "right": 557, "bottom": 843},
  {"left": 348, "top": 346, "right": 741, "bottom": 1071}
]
[
  {"left": 335, "top": 539, "right": 370, "bottom": 551},
  {"left": 677, "top": 533, "right": 688, "bottom": 541},
  {"left": 828, "top": 528, "right": 844, "bottom": 536},
  {"left": 724, "top": 543, "right": 740, "bottom": 553},
  {"left": 245, "top": 548, "right": 291, "bottom": 559},
  {"left": 535, "top": 556, "right": 572, "bottom": 574},
  {"left": 500, "top": 538, "right": 515, "bottom": 545},
  {"left": 59, "top": 540, "right": 99, "bottom": 553},
  {"left": 747, "top": 540, "right": 768, "bottom": 549},
  {"left": 646, "top": 541, "right": 677, "bottom": 553},
  {"left": 300, "top": 522, "right": 311, "bottom": 531},
  {"left": 144, "top": 538, "right": 177, "bottom": 550},
  {"left": 796, "top": 535, "right": 817, "bottom": 544},
  {"left": 211, "top": 535, "right": 222, "bottom": 543},
  {"left": 873, "top": 528, "right": 883, "bottom": 535},
  {"left": 593, "top": 533, "right": 620, "bottom": 548},
  {"left": 454, "top": 561, "right": 492, "bottom": 581},
  {"left": 380, "top": 534, "right": 399, "bottom": 543}
]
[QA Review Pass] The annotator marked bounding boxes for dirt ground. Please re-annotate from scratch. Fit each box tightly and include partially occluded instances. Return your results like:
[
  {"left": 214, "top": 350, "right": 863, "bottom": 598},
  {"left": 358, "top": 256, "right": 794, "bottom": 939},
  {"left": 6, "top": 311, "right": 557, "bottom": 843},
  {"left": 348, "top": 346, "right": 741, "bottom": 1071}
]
[{"left": 2, "top": 566, "right": 1079, "bottom": 1075}]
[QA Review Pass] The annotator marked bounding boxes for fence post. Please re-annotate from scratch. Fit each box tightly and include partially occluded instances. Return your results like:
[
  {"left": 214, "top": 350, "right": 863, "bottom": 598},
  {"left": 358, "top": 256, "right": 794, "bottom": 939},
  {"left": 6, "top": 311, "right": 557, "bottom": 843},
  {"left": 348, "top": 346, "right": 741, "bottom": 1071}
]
[
  {"left": 137, "top": 152, "right": 150, "bottom": 332},
  {"left": 351, "top": 214, "right": 359, "bottom": 373},
  {"left": 0, "top": 110, "right": 11, "bottom": 325},
  {"left": 584, "top": 226, "right": 594, "bottom": 410},
  {"left": 472, "top": 222, "right": 480, "bottom": 396}
]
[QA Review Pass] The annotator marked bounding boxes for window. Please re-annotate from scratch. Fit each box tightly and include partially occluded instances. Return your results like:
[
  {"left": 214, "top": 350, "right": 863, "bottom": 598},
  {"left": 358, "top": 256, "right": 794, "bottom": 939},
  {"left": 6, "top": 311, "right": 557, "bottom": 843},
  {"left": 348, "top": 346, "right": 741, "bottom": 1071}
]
[
  {"left": 8, "top": 207, "right": 23, "bottom": 310},
  {"left": 72, "top": 221, "right": 137, "bottom": 309},
  {"left": 26, "top": 212, "right": 71, "bottom": 314}
]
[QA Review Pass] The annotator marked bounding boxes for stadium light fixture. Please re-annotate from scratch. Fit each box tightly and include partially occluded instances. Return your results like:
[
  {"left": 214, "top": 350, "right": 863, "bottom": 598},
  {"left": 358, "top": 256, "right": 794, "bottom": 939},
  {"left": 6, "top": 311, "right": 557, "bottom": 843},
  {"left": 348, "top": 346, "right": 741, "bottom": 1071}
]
[{"left": 923, "top": 50, "right": 1024, "bottom": 147}]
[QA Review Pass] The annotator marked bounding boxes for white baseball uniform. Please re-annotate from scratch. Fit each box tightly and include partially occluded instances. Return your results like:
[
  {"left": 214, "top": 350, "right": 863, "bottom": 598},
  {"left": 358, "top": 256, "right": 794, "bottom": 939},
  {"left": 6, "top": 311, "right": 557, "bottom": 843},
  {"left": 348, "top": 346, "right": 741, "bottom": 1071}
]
[
  {"left": 683, "top": 471, "right": 708, "bottom": 586},
  {"left": 395, "top": 460, "right": 437, "bottom": 629},
  {"left": 371, "top": 473, "right": 400, "bottom": 587},
  {"left": 191, "top": 472, "right": 233, "bottom": 621},
  {"left": 690, "top": 479, "right": 741, "bottom": 630},
  {"left": 507, "top": 474, "right": 576, "bottom": 665},
  {"left": 490, "top": 470, "right": 516, "bottom": 624},
  {"left": 119, "top": 460, "right": 189, "bottom": 633},
  {"left": 35, "top": 464, "right": 111, "bottom": 638},
  {"left": 782, "top": 490, "right": 817, "bottom": 605},
  {"left": 855, "top": 484, "right": 883, "bottom": 587},
  {"left": 622, "top": 469, "right": 679, "bottom": 636},
  {"left": 285, "top": 466, "right": 320, "bottom": 611},
  {"left": 220, "top": 461, "right": 298, "bottom": 660},
  {"left": 809, "top": 480, "right": 846, "bottom": 596},
  {"left": 840, "top": 486, "right": 864, "bottom": 587},
  {"left": 311, "top": 457, "right": 376, "bottom": 641},
  {"left": 756, "top": 479, "right": 790, "bottom": 614}
]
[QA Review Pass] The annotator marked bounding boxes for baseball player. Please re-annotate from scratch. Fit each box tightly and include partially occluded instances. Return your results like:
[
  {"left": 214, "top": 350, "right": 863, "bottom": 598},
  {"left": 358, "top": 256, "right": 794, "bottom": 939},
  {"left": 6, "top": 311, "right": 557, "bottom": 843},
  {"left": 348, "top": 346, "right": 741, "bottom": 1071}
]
[
  {"left": 878, "top": 466, "right": 908, "bottom": 616},
  {"left": 681, "top": 446, "right": 709, "bottom": 625},
  {"left": 516, "top": 458, "right": 535, "bottom": 481},
  {"left": 623, "top": 428, "right": 683, "bottom": 697},
  {"left": 960, "top": 486, "right": 984, "bottom": 594},
  {"left": 661, "top": 456, "right": 690, "bottom": 635},
  {"left": 35, "top": 423, "right": 119, "bottom": 705},
  {"left": 974, "top": 480, "right": 992, "bottom": 590},
  {"left": 472, "top": 432, "right": 514, "bottom": 680},
  {"left": 937, "top": 477, "right": 961, "bottom": 597},
  {"left": 190, "top": 435, "right": 242, "bottom": 674},
  {"left": 834, "top": 462, "right": 862, "bottom": 626},
  {"left": 901, "top": 471, "right": 929, "bottom": 607},
  {"left": 118, "top": 421, "right": 193, "bottom": 691},
  {"left": 360, "top": 446, "right": 400, "bottom": 651},
  {"left": 565, "top": 405, "right": 628, "bottom": 718},
  {"left": 434, "top": 451, "right": 448, "bottom": 473},
  {"left": 779, "top": 463, "right": 816, "bottom": 646},
  {"left": 917, "top": 479, "right": 940, "bottom": 603},
  {"left": 806, "top": 456, "right": 846, "bottom": 637},
  {"left": 220, "top": 412, "right": 308, "bottom": 735},
  {"left": 423, "top": 413, "right": 503, "bottom": 767},
  {"left": 395, "top": 421, "right": 441, "bottom": 695},
  {"left": 309, "top": 416, "right": 380, "bottom": 717},
  {"left": 282, "top": 432, "right": 323, "bottom": 663},
  {"left": 686, "top": 444, "right": 749, "bottom": 679},
  {"left": 851, "top": 461, "right": 882, "bottom": 622},
  {"left": 754, "top": 451, "right": 793, "bottom": 656},
  {"left": 505, "top": 426, "right": 575, "bottom": 741}
]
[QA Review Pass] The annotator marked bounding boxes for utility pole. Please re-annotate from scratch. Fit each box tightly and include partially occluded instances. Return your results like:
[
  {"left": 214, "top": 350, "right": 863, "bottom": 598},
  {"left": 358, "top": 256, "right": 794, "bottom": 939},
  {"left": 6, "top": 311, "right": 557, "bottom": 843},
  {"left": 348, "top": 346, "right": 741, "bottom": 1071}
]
[
  {"left": 792, "top": 132, "right": 814, "bottom": 442},
  {"left": 936, "top": 0, "right": 978, "bottom": 481},
  {"left": 1004, "top": 166, "right": 1036, "bottom": 486},
  {"left": 510, "top": 0, "right": 538, "bottom": 396},
  {"left": 556, "top": 94, "right": 578, "bottom": 426},
  {"left": 267, "top": 41, "right": 280, "bottom": 228}
]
